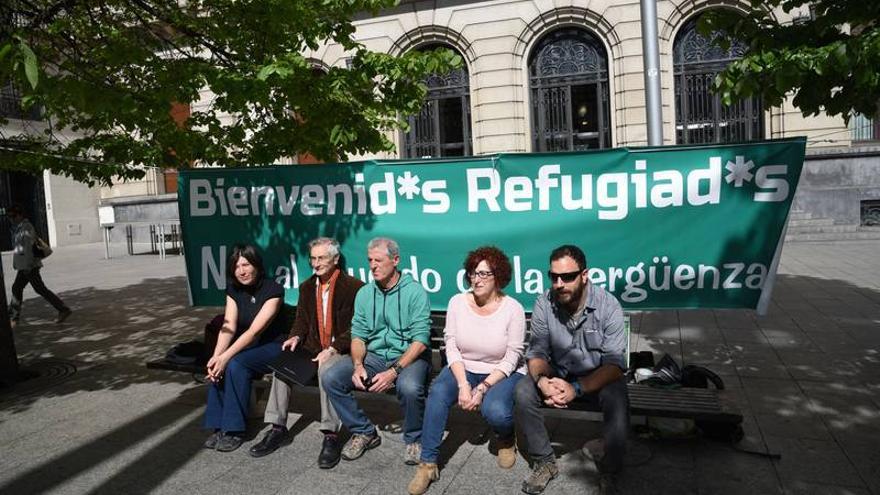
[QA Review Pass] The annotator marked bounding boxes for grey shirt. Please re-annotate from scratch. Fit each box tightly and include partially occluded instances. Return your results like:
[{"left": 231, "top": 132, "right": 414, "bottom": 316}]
[{"left": 526, "top": 283, "right": 626, "bottom": 378}]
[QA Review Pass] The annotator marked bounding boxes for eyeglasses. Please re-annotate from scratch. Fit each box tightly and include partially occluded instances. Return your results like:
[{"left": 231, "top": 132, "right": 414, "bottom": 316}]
[
  {"left": 547, "top": 270, "right": 582, "bottom": 283},
  {"left": 468, "top": 270, "right": 494, "bottom": 280}
]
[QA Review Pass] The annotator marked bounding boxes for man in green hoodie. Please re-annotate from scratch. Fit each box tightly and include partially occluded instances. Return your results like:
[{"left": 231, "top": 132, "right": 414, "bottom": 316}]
[{"left": 322, "top": 237, "right": 432, "bottom": 466}]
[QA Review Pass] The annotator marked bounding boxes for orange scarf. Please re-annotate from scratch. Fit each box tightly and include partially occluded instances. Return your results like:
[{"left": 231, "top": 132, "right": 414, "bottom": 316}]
[{"left": 315, "top": 269, "right": 340, "bottom": 349}]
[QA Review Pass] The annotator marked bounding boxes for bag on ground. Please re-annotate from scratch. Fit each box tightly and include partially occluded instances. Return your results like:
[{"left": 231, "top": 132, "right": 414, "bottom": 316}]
[{"left": 203, "top": 314, "right": 224, "bottom": 363}]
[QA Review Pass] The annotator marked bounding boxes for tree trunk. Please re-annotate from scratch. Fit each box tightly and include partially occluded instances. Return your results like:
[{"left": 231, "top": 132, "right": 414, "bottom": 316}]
[{"left": 0, "top": 261, "right": 20, "bottom": 386}]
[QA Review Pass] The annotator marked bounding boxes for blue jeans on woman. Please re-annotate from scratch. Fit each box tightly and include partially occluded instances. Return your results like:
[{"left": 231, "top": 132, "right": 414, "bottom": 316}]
[
  {"left": 203, "top": 340, "right": 282, "bottom": 433},
  {"left": 420, "top": 366, "right": 524, "bottom": 463}
]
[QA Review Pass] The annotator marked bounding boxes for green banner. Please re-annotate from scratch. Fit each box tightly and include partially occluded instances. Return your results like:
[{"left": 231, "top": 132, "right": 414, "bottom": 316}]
[{"left": 179, "top": 138, "right": 805, "bottom": 310}]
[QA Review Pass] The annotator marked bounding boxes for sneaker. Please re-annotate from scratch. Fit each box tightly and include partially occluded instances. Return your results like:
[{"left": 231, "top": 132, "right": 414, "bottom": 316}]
[
  {"left": 521, "top": 461, "right": 559, "bottom": 494},
  {"left": 496, "top": 436, "right": 517, "bottom": 469},
  {"left": 56, "top": 308, "right": 72, "bottom": 324},
  {"left": 204, "top": 431, "right": 221, "bottom": 450},
  {"left": 216, "top": 432, "right": 244, "bottom": 452},
  {"left": 248, "top": 425, "right": 287, "bottom": 458},
  {"left": 341, "top": 433, "right": 381, "bottom": 461},
  {"left": 407, "top": 462, "right": 439, "bottom": 495},
  {"left": 404, "top": 442, "right": 421, "bottom": 465}
]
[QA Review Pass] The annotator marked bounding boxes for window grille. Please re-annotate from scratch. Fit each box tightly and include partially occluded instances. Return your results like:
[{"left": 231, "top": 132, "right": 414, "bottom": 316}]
[
  {"left": 0, "top": 82, "right": 41, "bottom": 121},
  {"left": 862, "top": 200, "right": 880, "bottom": 227},
  {"left": 402, "top": 46, "right": 472, "bottom": 158},
  {"left": 673, "top": 16, "right": 764, "bottom": 144},
  {"left": 528, "top": 29, "right": 611, "bottom": 152},
  {"left": 851, "top": 113, "right": 880, "bottom": 142}
]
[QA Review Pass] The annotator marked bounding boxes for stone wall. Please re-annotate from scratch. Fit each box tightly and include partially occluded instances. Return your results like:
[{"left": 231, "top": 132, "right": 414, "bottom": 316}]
[
  {"left": 101, "top": 194, "right": 180, "bottom": 244},
  {"left": 795, "top": 147, "right": 880, "bottom": 225}
]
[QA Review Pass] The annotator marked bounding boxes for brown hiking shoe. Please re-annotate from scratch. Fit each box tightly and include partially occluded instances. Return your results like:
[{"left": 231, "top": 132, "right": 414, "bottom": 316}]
[
  {"left": 407, "top": 462, "right": 439, "bottom": 495},
  {"left": 341, "top": 433, "right": 381, "bottom": 461},
  {"left": 521, "top": 461, "right": 559, "bottom": 494},
  {"left": 496, "top": 437, "right": 517, "bottom": 469}
]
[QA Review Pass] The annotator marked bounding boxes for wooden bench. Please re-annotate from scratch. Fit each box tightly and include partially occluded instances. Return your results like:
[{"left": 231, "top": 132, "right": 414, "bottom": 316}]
[
  {"left": 147, "top": 310, "right": 742, "bottom": 436},
  {"left": 431, "top": 312, "right": 742, "bottom": 432}
]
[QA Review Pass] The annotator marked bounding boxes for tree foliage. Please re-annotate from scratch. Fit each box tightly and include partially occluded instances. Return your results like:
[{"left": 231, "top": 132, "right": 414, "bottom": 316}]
[
  {"left": 701, "top": 1, "right": 880, "bottom": 123},
  {"left": 0, "top": 1, "right": 461, "bottom": 185}
]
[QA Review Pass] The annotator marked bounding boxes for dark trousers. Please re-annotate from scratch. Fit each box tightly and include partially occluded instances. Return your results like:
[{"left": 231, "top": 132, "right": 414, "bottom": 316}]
[
  {"left": 203, "top": 340, "right": 282, "bottom": 433},
  {"left": 514, "top": 374, "right": 629, "bottom": 470},
  {"left": 9, "top": 268, "right": 68, "bottom": 321}
]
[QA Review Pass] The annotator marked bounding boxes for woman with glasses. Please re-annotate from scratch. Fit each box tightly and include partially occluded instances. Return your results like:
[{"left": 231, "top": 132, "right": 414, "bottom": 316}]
[{"left": 408, "top": 246, "right": 526, "bottom": 495}]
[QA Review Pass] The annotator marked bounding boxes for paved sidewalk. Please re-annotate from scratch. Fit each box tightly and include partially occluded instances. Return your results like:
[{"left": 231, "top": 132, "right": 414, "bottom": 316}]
[{"left": 1, "top": 241, "right": 878, "bottom": 495}]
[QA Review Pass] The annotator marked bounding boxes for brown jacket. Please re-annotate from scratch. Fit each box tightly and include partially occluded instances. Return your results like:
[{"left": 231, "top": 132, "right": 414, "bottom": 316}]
[{"left": 289, "top": 270, "right": 364, "bottom": 355}]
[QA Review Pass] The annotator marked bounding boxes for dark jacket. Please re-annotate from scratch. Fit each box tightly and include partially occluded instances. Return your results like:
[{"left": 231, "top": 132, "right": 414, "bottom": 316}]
[{"left": 290, "top": 270, "right": 364, "bottom": 355}]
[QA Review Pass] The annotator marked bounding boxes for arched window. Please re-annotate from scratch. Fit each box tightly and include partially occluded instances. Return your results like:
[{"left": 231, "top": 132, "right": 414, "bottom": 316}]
[
  {"left": 529, "top": 28, "right": 611, "bottom": 152},
  {"left": 402, "top": 45, "right": 472, "bottom": 158},
  {"left": 674, "top": 14, "right": 764, "bottom": 144}
]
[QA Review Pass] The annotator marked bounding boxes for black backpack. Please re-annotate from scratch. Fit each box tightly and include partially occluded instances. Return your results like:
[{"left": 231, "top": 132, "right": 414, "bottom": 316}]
[
  {"left": 681, "top": 364, "right": 724, "bottom": 389},
  {"left": 681, "top": 364, "right": 743, "bottom": 442}
]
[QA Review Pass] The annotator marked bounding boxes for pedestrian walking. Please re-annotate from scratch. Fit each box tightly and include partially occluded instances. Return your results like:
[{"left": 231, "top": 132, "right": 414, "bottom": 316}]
[{"left": 6, "top": 204, "right": 71, "bottom": 328}]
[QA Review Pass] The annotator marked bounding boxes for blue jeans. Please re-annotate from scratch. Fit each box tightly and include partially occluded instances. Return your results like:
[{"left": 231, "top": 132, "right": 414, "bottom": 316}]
[
  {"left": 420, "top": 366, "right": 524, "bottom": 463},
  {"left": 322, "top": 352, "right": 430, "bottom": 445},
  {"left": 203, "top": 340, "right": 281, "bottom": 433}
]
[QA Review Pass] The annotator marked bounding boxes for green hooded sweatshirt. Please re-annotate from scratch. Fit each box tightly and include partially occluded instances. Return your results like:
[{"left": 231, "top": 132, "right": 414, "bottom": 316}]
[{"left": 350, "top": 272, "right": 431, "bottom": 362}]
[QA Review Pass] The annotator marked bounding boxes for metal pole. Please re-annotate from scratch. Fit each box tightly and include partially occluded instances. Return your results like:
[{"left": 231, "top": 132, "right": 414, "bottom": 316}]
[
  {"left": 159, "top": 224, "right": 166, "bottom": 260},
  {"left": 103, "top": 226, "right": 111, "bottom": 259},
  {"left": 757, "top": 213, "right": 790, "bottom": 316},
  {"left": 640, "top": 0, "right": 663, "bottom": 146}
]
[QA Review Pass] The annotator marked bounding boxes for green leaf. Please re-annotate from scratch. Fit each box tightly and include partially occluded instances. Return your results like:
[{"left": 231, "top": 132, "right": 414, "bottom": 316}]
[
  {"left": 20, "top": 42, "right": 39, "bottom": 89},
  {"left": 330, "top": 124, "right": 343, "bottom": 145},
  {"left": 257, "top": 65, "right": 276, "bottom": 81},
  {"left": 0, "top": 43, "right": 12, "bottom": 62}
]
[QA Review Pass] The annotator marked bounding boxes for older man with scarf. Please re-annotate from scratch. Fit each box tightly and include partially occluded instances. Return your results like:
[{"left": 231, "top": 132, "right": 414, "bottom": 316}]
[{"left": 249, "top": 237, "right": 364, "bottom": 468}]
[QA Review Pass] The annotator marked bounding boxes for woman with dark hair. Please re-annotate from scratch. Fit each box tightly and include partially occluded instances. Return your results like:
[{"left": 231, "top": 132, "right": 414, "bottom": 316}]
[
  {"left": 6, "top": 203, "right": 71, "bottom": 327},
  {"left": 408, "top": 246, "right": 526, "bottom": 495},
  {"left": 203, "top": 244, "right": 287, "bottom": 452}
]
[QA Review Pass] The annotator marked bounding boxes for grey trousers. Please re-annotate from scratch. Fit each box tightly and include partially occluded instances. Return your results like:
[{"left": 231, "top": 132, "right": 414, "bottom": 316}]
[
  {"left": 263, "top": 352, "right": 344, "bottom": 432},
  {"left": 515, "top": 374, "right": 629, "bottom": 470}
]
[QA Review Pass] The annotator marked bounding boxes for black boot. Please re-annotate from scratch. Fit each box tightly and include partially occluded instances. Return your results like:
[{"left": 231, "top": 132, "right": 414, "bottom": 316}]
[
  {"left": 248, "top": 425, "right": 287, "bottom": 458},
  {"left": 318, "top": 433, "right": 341, "bottom": 469}
]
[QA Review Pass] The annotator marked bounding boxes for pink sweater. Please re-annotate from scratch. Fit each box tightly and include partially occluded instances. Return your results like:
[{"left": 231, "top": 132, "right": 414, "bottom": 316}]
[{"left": 443, "top": 293, "right": 527, "bottom": 376}]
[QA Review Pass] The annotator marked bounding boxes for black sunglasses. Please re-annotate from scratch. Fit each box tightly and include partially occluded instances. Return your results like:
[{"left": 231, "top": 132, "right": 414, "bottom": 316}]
[{"left": 547, "top": 270, "right": 582, "bottom": 283}]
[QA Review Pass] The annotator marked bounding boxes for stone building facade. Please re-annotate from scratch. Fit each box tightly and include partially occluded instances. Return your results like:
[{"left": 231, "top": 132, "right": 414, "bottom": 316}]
[{"left": 309, "top": 0, "right": 851, "bottom": 156}]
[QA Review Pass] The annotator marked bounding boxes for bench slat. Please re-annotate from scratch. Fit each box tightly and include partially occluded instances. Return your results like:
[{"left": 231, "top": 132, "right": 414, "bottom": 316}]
[{"left": 633, "top": 398, "right": 722, "bottom": 409}]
